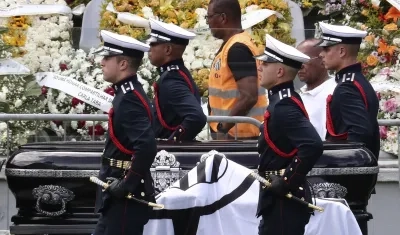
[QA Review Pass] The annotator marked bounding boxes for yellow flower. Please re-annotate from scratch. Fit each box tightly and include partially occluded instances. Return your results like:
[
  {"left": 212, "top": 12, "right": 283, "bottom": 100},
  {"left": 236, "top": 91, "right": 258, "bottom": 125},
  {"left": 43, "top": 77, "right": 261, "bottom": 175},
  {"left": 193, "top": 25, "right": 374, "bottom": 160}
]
[
  {"left": 193, "top": 68, "right": 210, "bottom": 96},
  {"left": 366, "top": 55, "right": 378, "bottom": 66},
  {"left": 361, "top": 9, "right": 369, "bottom": 16},
  {"left": 268, "top": 15, "right": 278, "bottom": 24},
  {"left": 302, "top": 0, "right": 313, "bottom": 8},
  {"left": 383, "top": 23, "right": 398, "bottom": 31},
  {"left": 3, "top": 16, "right": 30, "bottom": 48},
  {"left": 277, "top": 2, "right": 288, "bottom": 9},
  {"left": 364, "top": 35, "right": 375, "bottom": 44},
  {"left": 278, "top": 22, "right": 291, "bottom": 33}
]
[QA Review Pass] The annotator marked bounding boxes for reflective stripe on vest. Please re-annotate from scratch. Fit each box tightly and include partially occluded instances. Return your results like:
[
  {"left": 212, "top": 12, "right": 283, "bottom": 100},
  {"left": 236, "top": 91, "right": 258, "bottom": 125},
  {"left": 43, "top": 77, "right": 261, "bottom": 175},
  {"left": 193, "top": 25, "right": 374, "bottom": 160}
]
[
  {"left": 209, "top": 87, "right": 267, "bottom": 99},
  {"left": 211, "top": 106, "right": 266, "bottom": 117},
  {"left": 208, "top": 31, "right": 268, "bottom": 138}
]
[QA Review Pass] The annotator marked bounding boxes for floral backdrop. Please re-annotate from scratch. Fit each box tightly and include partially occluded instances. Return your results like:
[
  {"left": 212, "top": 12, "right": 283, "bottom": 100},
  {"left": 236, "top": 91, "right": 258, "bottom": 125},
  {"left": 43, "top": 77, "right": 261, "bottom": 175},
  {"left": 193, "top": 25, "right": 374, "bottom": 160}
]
[
  {"left": 0, "top": 0, "right": 400, "bottom": 157},
  {"left": 99, "top": 0, "right": 295, "bottom": 96}
]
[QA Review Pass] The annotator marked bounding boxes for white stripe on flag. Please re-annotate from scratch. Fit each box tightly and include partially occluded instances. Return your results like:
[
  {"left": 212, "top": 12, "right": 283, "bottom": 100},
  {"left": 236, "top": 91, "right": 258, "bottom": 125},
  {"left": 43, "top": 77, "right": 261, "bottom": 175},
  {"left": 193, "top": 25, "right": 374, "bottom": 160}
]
[
  {"left": 188, "top": 166, "right": 198, "bottom": 187},
  {"left": 205, "top": 157, "right": 214, "bottom": 182}
]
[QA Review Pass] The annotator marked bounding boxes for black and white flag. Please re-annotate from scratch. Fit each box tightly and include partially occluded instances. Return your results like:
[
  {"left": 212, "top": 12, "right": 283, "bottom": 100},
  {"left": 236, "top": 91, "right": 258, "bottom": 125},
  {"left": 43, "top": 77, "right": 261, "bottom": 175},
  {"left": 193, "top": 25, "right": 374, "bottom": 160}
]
[{"left": 143, "top": 152, "right": 362, "bottom": 235}]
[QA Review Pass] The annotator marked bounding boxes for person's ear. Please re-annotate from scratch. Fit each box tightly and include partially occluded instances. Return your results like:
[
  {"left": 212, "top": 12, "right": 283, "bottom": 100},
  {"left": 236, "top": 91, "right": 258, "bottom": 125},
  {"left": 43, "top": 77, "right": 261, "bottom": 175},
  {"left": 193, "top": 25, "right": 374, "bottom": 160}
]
[
  {"left": 277, "top": 66, "right": 285, "bottom": 78},
  {"left": 119, "top": 59, "right": 128, "bottom": 71},
  {"left": 220, "top": 13, "right": 227, "bottom": 24},
  {"left": 338, "top": 46, "right": 346, "bottom": 58},
  {"left": 165, "top": 44, "right": 173, "bottom": 56}
]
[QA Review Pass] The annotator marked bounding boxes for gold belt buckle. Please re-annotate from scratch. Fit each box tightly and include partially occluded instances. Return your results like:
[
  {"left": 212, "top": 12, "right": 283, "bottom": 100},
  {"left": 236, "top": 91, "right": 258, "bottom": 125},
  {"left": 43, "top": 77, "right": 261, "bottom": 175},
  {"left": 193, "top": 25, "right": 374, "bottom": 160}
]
[
  {"left": 108, "top": 158, "right": 131, "bottom": 170},
  {"left": 264, "top": 169, "right": 285, "bottom": 177}
]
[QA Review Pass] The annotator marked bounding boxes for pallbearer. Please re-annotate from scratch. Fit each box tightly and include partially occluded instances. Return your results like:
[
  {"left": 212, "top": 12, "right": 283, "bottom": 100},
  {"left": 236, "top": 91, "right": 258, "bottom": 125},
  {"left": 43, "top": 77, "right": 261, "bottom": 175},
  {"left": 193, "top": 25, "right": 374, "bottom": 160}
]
[
  {"left": 147, "top": 19, "right": 207, "bottom": 142},
  {"left": 315, "top": 22, "right": 380, "bottom": 160},
  {"left": 93, "top": 30, "right": 157, "bottom": 235},
  {"left": 255, "top": 34, "right": 323, "bottom": 235}
]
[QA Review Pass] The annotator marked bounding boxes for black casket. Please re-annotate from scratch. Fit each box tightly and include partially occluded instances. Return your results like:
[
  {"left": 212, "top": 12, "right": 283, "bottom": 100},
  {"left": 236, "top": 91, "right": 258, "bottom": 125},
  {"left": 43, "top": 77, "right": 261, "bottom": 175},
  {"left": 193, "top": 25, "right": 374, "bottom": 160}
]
[{"left": 5, "top": 140, "right": 378, "bottom": 235}]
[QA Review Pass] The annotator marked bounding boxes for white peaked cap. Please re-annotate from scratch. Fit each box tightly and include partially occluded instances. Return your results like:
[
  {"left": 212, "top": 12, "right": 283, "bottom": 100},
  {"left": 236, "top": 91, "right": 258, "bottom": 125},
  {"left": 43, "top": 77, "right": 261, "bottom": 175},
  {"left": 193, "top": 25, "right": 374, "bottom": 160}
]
[
  {"left": 147, "top": 18, "right": 196, "bottom": 45},
  {"left": 316, "top": 22, "right": 367, "bottom": 47},
  {"left": 254, "top": 34, "right": 310, "bottom": 69},
  {"left": 94, "top": 30, "right": 150, "bottom": 57}
]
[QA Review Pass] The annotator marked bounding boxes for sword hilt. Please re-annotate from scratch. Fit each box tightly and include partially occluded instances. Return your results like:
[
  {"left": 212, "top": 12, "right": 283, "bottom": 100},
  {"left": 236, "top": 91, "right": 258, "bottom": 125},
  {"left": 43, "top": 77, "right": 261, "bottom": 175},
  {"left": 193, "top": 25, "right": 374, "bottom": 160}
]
[
  {"left": 249, "top": 172, "right": 324, "bottom": 213},
  {"left": 89, "top": 176, "right": 165, "bottom": 209},
  {"left": 90, "top": 176, "right": 109, "bottom": 188}
]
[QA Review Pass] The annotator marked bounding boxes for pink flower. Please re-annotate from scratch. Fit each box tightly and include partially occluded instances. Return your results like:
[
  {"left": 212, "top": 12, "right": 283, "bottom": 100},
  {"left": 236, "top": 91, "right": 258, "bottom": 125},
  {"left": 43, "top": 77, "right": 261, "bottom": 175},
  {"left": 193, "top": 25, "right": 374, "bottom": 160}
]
[
  {"left": 383, "top": 98, "right": 397, "bottom": 113},
  {"left": 379, "top": 126, "right": 388, "bottom": 139},
  {"left": 376, "top": 92, "right": 381, "bottom": 100}
]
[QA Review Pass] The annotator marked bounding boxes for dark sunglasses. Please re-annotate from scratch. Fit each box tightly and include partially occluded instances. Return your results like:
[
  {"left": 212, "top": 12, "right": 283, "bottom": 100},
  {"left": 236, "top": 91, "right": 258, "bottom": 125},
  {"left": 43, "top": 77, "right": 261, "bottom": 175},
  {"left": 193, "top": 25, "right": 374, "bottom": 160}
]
[{"left": 204, "top": 12, "right": 223, "bottom": 21}]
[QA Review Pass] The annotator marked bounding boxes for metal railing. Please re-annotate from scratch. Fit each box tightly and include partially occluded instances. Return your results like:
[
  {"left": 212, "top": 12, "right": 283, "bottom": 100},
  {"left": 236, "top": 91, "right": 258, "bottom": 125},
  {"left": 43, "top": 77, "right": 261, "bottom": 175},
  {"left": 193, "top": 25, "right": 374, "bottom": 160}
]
[
  {"left": 1, "top": 114, "right": 400, "bottom": 151},
  {"left": 0, "top": 114, "right": 263, "bottom": 150},
  {"left": 0, "top": 114, "right": 262, "bottom": 126}
]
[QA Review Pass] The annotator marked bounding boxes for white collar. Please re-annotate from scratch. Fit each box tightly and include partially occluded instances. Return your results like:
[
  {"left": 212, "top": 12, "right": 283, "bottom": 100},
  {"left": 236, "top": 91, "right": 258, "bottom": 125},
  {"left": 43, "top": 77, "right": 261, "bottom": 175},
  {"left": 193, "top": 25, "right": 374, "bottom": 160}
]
[{"left": 300, "top": 76, "right": 334, "bottom": 96}]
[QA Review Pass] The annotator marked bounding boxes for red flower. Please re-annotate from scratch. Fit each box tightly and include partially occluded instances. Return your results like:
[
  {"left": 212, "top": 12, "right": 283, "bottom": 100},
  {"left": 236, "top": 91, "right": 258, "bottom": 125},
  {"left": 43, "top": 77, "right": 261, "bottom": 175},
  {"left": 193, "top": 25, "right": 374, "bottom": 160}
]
[
  {"left": 88, "top": 124, "right": 105, "bottom": 136},
  {"left": 78, "top": 121, "right": 86, "bottom": 128},
  {"left": 71, "top": 97, "right": 84, "bottom": 107},
  {"left": 104, "top": 87, "right": 115, "bottom": 96},
  {"left": 41, "top": 86, "right": 47, "bottom": 95},
  {"left": 59, "top": 63, "right": 68, "bottom": 71},
  {"left": 376, "top": 92, "right": 381, "bottom": 100}
]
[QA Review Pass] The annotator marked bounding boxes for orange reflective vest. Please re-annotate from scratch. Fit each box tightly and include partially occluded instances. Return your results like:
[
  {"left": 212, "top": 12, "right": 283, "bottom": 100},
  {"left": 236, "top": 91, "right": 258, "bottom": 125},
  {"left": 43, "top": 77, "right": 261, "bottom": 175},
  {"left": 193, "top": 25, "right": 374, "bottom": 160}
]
[{"left": 208, "top": 31, "right": 268, "bottom": 138}]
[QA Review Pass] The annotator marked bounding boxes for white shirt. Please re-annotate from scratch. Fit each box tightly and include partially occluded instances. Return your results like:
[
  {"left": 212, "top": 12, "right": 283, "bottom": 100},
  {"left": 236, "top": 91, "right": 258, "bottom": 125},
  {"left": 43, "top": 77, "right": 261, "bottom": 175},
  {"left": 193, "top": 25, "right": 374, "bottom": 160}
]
[{"left": 300, "top": 77, "right": 337, "bottom": 140}]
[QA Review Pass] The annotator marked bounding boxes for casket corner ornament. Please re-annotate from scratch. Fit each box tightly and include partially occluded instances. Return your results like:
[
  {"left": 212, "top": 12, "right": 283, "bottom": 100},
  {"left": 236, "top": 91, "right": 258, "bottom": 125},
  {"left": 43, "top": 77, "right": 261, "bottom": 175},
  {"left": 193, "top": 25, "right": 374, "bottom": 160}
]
[
  {"left": 152, "top": 149, "right": 180, "bottom": 168},
  {"left": 151, "top": 150, "right": 182, "bottom": 194},
  {"left": 32, "top": 185, "right": 75, "bottom": 217},
  {"left": 312, "top": 182, "right": 348, "bottom": 199}
]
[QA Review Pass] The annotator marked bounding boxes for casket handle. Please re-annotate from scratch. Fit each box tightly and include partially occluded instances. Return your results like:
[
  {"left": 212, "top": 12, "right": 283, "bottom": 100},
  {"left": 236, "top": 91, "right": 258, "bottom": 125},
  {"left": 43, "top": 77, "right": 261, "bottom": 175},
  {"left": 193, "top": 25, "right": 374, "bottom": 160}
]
[
  {"left": 32, "top": 185, "right": 75, "bottom": 217},
  {"left": 35, "top": 196, "right": 67, "bottom": 217}
]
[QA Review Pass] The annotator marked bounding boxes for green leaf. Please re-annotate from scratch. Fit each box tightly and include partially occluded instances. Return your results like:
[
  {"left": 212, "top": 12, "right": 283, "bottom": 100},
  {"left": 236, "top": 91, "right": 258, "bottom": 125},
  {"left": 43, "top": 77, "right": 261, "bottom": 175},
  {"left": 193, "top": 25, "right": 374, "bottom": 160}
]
[
  {"left": 0, "top": 27, "right": 8, "bottom": 34},
  {"left": 25, "top": 79, "right": 39, "bottom": 90},
  {"left": 24, "top": 77, "right": 42, "bottom": 97},
  {"left": 0, "top": 102, "right": 10, "bottom": 113},
  {"left": 24, "top": 87, "right": 42, "bottom": 97}
]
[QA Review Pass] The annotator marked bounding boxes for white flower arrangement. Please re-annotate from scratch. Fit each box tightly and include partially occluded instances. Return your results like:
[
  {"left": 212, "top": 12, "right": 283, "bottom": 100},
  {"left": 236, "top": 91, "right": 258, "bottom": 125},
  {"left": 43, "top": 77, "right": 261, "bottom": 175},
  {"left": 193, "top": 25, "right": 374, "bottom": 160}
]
[
  {"left": 1, "top": 0, "right": 160, "bottom": 145},
  {"left": 370, "top": 60, "right": 400, "bottom": 156}
]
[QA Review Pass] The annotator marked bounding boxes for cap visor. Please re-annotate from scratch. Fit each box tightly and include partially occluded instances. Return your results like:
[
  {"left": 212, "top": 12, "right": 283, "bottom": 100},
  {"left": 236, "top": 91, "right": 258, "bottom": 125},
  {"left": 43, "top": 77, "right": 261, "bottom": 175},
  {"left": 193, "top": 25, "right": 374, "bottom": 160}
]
[
  {"left": 253, "top": 53, "right": 280, "bottom": 63},
  {"left": 314, "top": 39, "right": 339, "bottom": 47},
  {"left": 93, "top": 46, "right": 123, "bottom": 56},
  {"left": 146, "top": 35, "right": 170, "bottom": 45}
]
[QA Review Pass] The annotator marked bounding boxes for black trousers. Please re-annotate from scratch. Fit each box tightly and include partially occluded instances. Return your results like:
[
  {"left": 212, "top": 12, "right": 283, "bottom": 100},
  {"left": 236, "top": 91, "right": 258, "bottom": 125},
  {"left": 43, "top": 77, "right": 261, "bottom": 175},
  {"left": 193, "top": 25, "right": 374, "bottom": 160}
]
[
  {"left": 93, "top": 198, "right": 151, "bottom": 235},
  {"left": 258, "top": 198, "right": 312, "bottom": 235}
]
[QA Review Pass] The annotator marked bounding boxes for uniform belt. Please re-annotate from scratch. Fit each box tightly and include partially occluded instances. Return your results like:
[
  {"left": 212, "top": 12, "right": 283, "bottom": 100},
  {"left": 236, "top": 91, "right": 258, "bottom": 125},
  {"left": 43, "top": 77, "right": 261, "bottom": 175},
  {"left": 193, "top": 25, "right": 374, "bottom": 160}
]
[
  {"left": 102, "top": 157, "right": 131, "bottom": 170},
  {"left": 261, "top": 169, "right": 286, "bottom": 177}
]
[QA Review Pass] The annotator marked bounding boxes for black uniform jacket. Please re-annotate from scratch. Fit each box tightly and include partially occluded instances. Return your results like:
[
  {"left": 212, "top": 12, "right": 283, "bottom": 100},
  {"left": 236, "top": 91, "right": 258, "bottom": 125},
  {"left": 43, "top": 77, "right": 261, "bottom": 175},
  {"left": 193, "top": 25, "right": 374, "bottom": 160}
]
[
  {"left": 257, "top": 81, "right": 323, "bottom": 216},
  {"left": 326, "top": 63, "right": 380, "bottom": 159},
  {"left": 95, "top": 75, "right": 157, "bottom": 213},
  {"left": 152, "top": 59, "right": 207, "bottom": 141}
]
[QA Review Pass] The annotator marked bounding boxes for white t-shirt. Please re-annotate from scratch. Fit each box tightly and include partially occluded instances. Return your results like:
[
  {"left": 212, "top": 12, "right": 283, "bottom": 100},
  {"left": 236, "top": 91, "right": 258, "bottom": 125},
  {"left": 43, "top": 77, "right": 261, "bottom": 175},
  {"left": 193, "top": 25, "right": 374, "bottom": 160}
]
[{"left": 300, "top": 77, "right": 337, "bottom": 140}]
